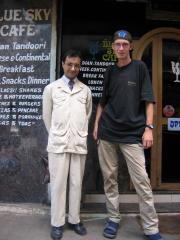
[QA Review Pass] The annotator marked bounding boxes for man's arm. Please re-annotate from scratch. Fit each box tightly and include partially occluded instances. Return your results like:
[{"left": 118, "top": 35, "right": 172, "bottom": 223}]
[
  {"left": 42, "top": 85, "right": 53, "bottom": 133},
  {"left": 142, "top": 102, "right": 154, "bottom": 149},
  {"left": 93, "top": 104, "right": 103, "bottom": 141}
]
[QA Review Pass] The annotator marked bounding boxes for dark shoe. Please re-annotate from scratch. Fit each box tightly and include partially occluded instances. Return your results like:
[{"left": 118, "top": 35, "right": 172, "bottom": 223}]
[
  {"left": 103, "top": 219, "right": 119, "bottom": 239},
  {"left": 68, "top": 222, "right": 87, "bottom": 235},
  {"left": 145, "top": 232, "right": 164, "bottom": 240},
  {"left": 51, "top": 226, "right": 63, "bottom": 239}
]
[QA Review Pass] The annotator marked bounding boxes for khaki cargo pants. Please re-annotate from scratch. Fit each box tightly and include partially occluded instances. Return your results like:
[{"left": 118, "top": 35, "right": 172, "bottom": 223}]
[{"left": 98, "top": 139, "right": 159, "bottom": 235}]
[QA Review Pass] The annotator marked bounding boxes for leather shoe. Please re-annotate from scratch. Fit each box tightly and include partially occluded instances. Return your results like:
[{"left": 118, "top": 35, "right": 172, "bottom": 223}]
[
  {"left": 51, "top": 226, "right": 63, "bottom": 239},
  {"left": 68, "top": 222, "right": 87, "bottom": 235}
]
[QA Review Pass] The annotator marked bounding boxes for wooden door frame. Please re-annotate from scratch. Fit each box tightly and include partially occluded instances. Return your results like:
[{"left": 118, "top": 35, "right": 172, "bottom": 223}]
[{"left": 133, "top": 27, "right": 180, "bottom": 190}]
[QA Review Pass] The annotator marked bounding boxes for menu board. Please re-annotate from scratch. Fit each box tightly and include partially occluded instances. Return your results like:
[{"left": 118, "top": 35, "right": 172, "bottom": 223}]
[
  {"left": 0, "top": 0, "right": 52, "bottom": 202},
  {"left": 62, "top": 35, "right": 116, "bottom": 103},
  {"left": 0, "top": 2, "right": 52, "bottom": 128}
]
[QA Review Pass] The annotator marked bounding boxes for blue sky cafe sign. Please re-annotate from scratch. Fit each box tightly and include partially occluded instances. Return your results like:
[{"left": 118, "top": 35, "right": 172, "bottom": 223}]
[{"left": 0, "top": 4, "right": 52, "bottom": 128}]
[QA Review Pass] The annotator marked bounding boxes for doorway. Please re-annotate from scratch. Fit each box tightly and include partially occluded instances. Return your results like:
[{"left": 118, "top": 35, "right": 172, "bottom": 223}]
[{"left": 133, "top": 27, "right": 180, "bottom": 190}]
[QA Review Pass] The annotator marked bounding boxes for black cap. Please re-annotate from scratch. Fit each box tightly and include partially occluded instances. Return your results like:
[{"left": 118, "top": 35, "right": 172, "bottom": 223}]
[{"left": 112, "top": 30, "right": 132, "bottom": 43}]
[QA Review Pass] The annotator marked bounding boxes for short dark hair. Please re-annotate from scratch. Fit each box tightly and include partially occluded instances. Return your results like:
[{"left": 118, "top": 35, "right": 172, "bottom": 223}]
[{"left": 62, "top": 49, "right": 82, "bottom": 62}]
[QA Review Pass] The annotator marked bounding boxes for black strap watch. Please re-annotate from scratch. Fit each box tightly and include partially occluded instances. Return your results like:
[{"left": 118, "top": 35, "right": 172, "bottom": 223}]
[{"left": 146, "top": 124, "right": 154, "bottom": 129}]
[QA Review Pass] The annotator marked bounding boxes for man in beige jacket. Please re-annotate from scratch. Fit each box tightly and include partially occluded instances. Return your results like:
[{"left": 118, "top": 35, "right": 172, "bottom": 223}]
[{"left": 42, "top": 49, "right": 92, "bottom": 240}]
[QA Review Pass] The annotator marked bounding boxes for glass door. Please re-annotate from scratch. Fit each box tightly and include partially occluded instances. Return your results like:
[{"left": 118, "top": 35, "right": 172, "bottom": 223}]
[
  {"left": 161, "top": 39, "right": 180, "bottom": 187},
  {"left": 133, "top": 28, "right": 180, "bottom": 190}
]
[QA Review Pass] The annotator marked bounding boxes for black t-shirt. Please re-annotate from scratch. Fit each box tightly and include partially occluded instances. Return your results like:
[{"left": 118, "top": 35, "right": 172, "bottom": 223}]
[{"left": 98, "top": 60, "right": 155, "bottom": 143}]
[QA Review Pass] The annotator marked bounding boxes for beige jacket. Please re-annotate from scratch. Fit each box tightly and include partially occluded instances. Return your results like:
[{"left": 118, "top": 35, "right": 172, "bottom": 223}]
[{"left": 42, "top": 76, "right": 92, "bottom": 154}]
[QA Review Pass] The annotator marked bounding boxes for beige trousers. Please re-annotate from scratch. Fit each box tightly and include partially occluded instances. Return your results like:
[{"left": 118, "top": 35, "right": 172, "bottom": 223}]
[
  {"left": 98, "top": 140, "right": 159, "bottom": 235},
  {"left": 48, "top": 152, "right": 86, "bottom": 227}
]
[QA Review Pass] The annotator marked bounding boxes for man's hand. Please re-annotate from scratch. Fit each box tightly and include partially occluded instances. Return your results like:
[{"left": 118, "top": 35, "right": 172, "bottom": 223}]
[{"left": 142, "top": 128, "right": 153, "bottom": 149}]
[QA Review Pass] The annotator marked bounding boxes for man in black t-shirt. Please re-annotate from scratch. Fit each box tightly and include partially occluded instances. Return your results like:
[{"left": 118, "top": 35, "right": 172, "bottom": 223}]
[{"left": 93, "top": 30, "right": 163, "bottom": 240}]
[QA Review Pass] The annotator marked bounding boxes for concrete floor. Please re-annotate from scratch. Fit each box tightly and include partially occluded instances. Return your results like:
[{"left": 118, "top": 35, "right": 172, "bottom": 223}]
[{"left": 0, "top": 203, "right": 180, "bottom": 240}]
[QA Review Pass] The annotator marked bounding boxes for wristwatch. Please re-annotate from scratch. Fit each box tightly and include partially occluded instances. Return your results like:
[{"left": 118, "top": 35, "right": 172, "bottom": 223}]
[{"left": 146, "top": 124, "right": 154, "bottom": 129}]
